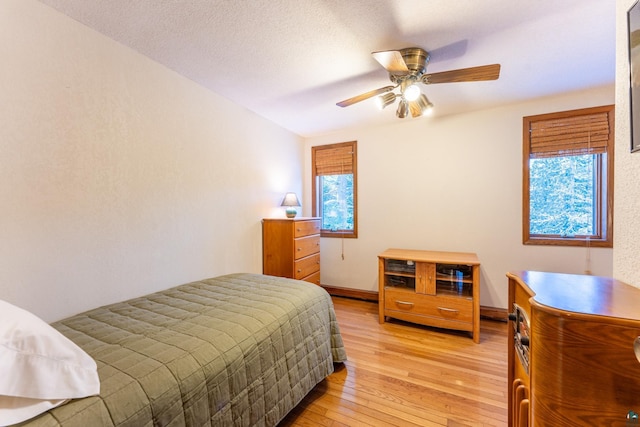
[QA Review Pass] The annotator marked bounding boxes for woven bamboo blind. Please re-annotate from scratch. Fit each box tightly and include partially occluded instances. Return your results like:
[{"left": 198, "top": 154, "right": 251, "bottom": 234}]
[
  {"left": 313, "top": 142, "right": 355, "bottom": 175},
  {"left": 528, "top": 110, "right": 612, "bottom": 158}
]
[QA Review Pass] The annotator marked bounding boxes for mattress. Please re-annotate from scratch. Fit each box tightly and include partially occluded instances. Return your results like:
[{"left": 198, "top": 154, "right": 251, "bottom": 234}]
[{"left": 15, "top": 273, "right": 346, "bottom": 426}]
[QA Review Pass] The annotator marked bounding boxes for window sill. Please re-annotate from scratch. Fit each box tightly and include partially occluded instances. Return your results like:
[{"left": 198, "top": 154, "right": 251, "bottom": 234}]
[
  {"left": 320, "top": 231, "right": 358, "bottom": 239},
  {"left": 523, "top": 237, "right": 612, "bottom": 248}
]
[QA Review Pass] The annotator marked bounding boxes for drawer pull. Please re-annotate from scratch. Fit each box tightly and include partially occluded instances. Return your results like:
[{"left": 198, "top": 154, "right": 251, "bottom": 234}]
[
  {"left": 297, "top": 269, "right": 302, "bottom": 273},
  {"left": 296, "top": 228, "right": 301, "bottom": 232},
  {"left": 297, "top": 248, "right": 301, "bottom": 251},
  {"left": 438, "top": 307, "right": 459, "bottom": 314},
  {"left": 395, "top": 300, "right": 414, "bottom": 308}
]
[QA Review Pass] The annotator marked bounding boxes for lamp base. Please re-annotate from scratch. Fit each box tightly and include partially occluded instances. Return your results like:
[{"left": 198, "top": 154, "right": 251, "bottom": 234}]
[{"left": 285, "top": 207, "right": 297, "bottom": 218}]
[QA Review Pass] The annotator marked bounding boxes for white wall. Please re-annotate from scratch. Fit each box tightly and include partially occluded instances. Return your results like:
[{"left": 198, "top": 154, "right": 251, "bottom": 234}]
[
  {"left": 614, "top": 0, "right": 640, "bottom": 287},
  {"left": 0, "top": 0, "right": 303, "bottom": 322},
  {"left": 305, "top": 86, "right": 615, "bottom": 309},
  {"left": 2, "top": 0, "right": 630, "bottom": 321}
]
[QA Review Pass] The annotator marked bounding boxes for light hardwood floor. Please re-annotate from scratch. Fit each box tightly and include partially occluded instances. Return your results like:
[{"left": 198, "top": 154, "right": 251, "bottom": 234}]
[{"left": 279, "top": 296, "right": 509, "bottom": 427}]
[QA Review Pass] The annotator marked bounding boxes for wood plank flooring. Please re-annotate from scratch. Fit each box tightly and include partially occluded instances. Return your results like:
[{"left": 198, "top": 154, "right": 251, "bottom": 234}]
[{"left": 279, "top": 296, "right": 509, "bottom": 427}]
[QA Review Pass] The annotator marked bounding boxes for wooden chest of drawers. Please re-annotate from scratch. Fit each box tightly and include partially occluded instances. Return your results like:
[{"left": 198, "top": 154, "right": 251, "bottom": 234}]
[{"left": 262, "top": 218, "right": 321, "bottom": 285}]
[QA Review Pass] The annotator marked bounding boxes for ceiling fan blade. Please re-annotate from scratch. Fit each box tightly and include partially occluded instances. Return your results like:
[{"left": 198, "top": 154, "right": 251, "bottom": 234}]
[
  {"left": 336, "top": 85, "right": 396, "bottom": 108},
  {"left": 372, "top": 50, "right": 410, "bottom": 74},
  {"left": 422, "top": 64, "right": 501, "bottom": 84}
]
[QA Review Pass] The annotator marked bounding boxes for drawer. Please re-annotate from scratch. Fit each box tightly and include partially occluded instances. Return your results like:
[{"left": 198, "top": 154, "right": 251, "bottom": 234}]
[
  {"left": 294, "top": 253, "right": 320, "bottom": 279},
  {"left": 294, "top": 235, "right": 320, "bottom": 259},
  {"left": 294, "top": 220, "right": 321, "bottom": 238},
  {"left": 301, "top": 270, "right": 321, "bottom": 286},
  {"left": 384, "top": 288, "right": 473, "bottom": 323}
]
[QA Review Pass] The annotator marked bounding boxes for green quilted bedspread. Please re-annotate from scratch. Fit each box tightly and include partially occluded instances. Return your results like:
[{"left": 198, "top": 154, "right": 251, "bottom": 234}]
[{"left": 17, "top": 273, "right": 347, "bottom": 427}]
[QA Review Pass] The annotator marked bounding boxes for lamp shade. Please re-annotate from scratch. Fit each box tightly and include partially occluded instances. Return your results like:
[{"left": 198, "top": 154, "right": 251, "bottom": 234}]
[
  {"left": 409, "top": 94, "right": 434, "bottom": 118},
  {"left": 396, "top": 100, "right": 409, "bottom": 118},
  {"left": 280, "top": 192, "right": 301, "bottom": 207},
  {"left": 417, "top": 94, "right": 434, "bottom": 114},
  {"left": 376, "top": 92, "right": 397, "bottom": 110},
  {"left": 280, "top": 192, "right": 301, "bottom": 218}
]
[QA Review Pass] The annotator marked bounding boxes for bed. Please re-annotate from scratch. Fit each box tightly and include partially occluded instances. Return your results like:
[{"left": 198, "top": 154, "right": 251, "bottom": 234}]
[{"left": 4, "top": 273, "right": 347, "bottom": 426}]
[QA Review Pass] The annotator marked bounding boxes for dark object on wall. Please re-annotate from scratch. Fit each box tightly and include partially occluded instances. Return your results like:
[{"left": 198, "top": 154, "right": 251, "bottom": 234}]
[{"left": 628, "top": 0, "right": 640, "bottom": 152}]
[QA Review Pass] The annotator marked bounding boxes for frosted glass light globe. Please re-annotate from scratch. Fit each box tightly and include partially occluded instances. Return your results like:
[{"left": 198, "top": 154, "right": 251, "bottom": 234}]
[{"left": 403, "top": 84, "right": 420, "bottom": 101}]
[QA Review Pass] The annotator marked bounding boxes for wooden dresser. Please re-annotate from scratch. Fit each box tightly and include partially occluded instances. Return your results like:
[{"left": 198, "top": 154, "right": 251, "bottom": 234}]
[
  {"left": 507, "top": 271, "right": 640, "bottom": 426},
  {"left": 262, "top": 218, "right": 321, "bottom": 285},
  {"left": 378, "top": 249, "right": 480, "bottom": 343}
]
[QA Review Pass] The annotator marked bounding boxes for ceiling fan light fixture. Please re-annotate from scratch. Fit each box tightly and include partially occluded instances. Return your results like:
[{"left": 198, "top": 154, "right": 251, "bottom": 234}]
[
  {"left": 402, "top": 83, "right": 421, "bottom": 102},
  {"left": 396, "top": 100, "right": 409, "bottom": 118},
  {"left": 417, "top": 94, "right": 434, "bottom": 115},
  {"left": 409, "top": 94, "right": 434, "bottom": 118},
  {"left": 376, "top": 92, "right": 397, "bottom": 109}
]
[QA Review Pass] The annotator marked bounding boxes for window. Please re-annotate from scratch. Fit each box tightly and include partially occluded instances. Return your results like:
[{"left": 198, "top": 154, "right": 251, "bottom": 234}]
[
  {"left": 523, "top": 105, "right": 614, "bottom": 247},
  {"left": 312, "top": 141, "right": 357, "bottom": 238}
]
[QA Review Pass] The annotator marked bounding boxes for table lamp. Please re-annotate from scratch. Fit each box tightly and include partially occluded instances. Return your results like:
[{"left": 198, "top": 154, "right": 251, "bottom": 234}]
[{"left": 280, "top": 192, "right": 301, "bottom": 218}]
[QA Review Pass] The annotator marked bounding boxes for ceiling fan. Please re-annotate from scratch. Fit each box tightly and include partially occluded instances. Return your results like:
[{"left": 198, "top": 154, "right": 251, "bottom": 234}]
[{"left": 336, "top": 47, "right": 500, "bottom": 119}]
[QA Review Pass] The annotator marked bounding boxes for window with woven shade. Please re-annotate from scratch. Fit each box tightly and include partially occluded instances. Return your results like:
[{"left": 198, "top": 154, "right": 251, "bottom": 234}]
[
  {"left": 312, "top": 141, "right": 357, "bottom": 238},
  {"left": 523, "top": 105, "right": 614, "bottom": 248}
]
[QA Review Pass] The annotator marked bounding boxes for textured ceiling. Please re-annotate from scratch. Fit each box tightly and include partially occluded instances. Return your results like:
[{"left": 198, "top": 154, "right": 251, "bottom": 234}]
[{"left": 38, "top": 0, "right": 615, "bottom": 137}]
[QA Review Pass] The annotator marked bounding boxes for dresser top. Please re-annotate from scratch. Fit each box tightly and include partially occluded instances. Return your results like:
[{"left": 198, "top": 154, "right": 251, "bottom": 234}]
[
  {"left": 378, "top": 248, "right": 480, "bottom": 265},
  {"left": 508, "top": 270, "right": 640, "bottom": 321},
  {"left": 262, "top": 217, "right": 320, "bottom": 222}
]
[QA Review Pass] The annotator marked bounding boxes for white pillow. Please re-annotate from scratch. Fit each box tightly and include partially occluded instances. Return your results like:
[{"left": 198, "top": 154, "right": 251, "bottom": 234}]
[{"left": 0, "top": 300, "right": 100, "bottom": 425}]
